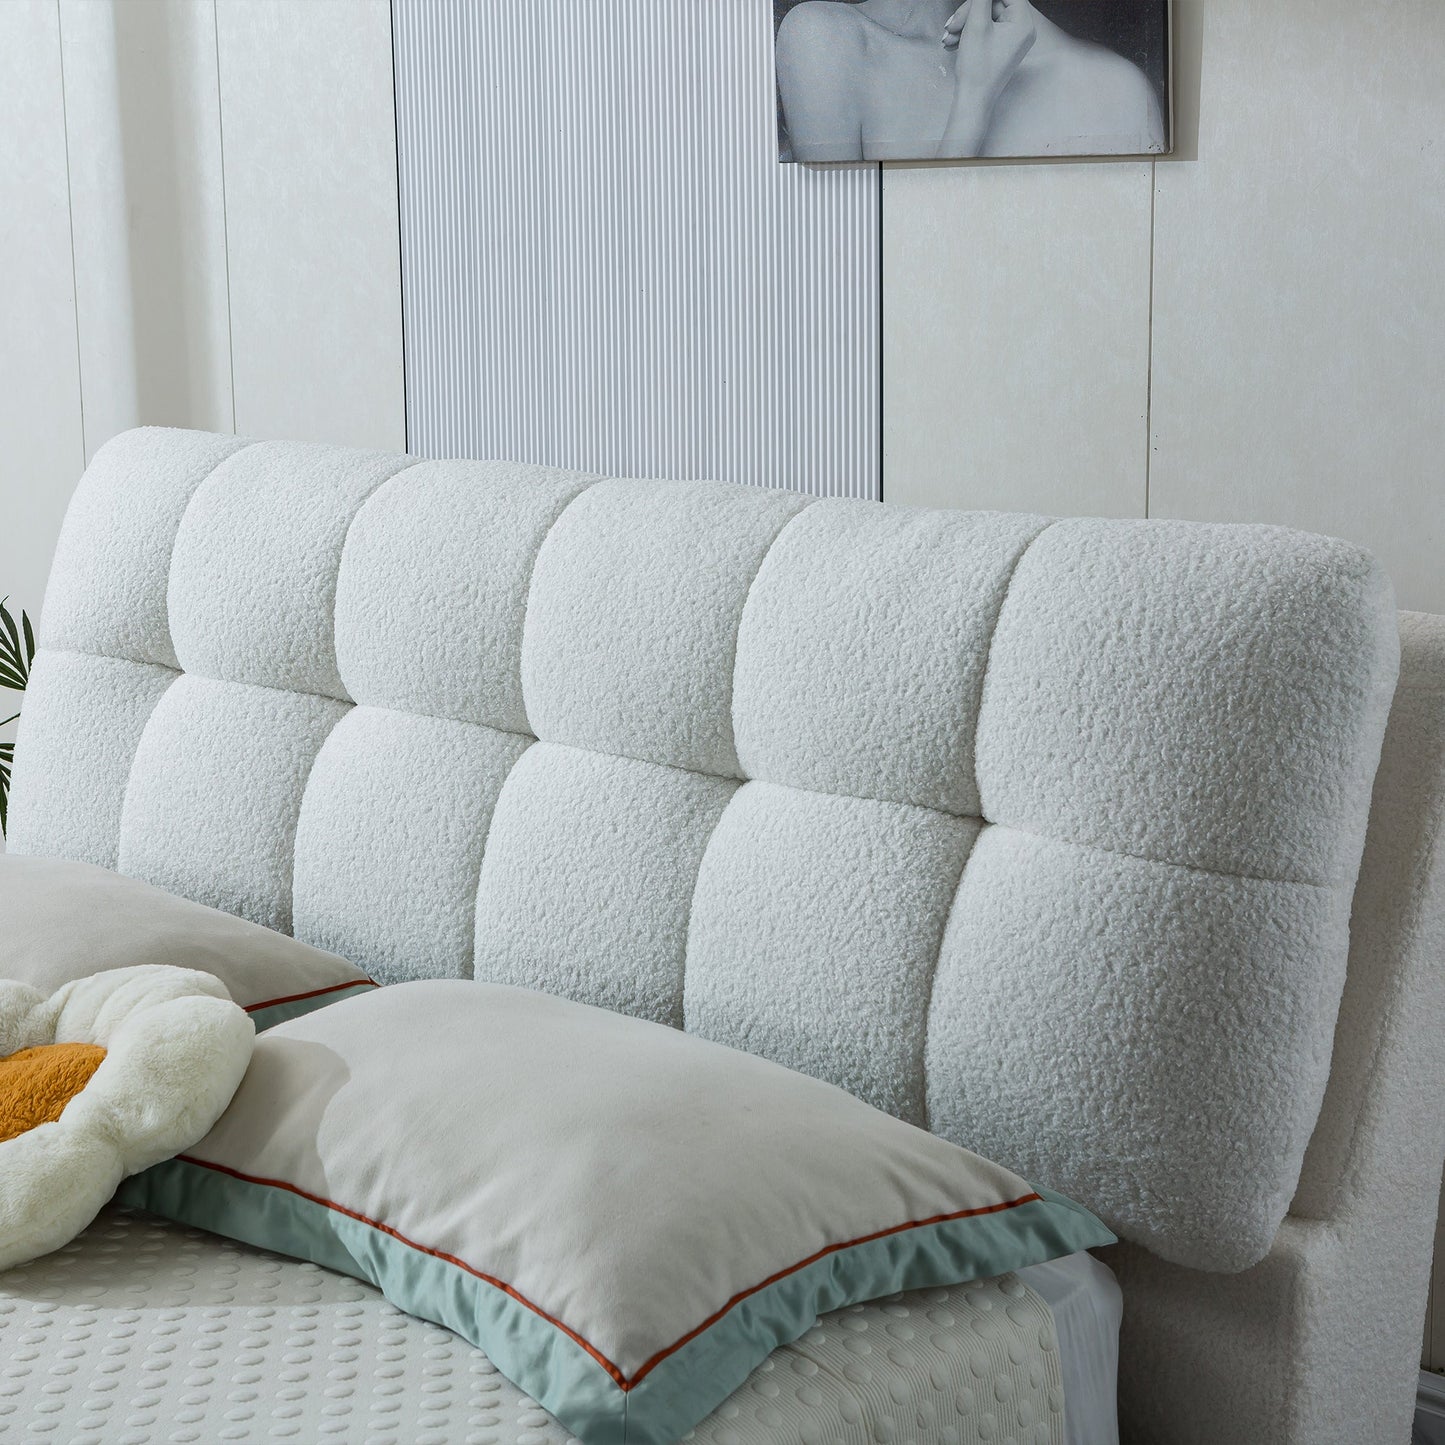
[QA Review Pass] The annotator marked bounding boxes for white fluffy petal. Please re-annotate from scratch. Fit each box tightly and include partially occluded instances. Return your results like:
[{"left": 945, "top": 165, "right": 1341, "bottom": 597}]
[
  {"left": 0, "top": 966, "right": 254, "bottom": 1269},
  {"left": 50, "top": 964, "right": 234, "bottom": 1046}
]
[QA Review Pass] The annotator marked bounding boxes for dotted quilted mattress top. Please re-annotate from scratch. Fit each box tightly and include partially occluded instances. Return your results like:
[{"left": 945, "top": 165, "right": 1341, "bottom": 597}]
[{"left": 0, "top": 1207, "right": 1077, "bottom": 1445}]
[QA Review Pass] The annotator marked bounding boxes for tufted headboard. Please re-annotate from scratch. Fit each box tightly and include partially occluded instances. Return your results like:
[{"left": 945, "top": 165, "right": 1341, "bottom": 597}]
[{"left": 9, "top": 428, "right": 1444, "bottom": 1444}]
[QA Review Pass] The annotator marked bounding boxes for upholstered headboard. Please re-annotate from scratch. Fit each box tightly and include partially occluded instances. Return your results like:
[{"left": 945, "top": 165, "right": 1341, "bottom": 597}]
[{"left": 9, "top": 428, "right": 1443, "bottom": 1444}]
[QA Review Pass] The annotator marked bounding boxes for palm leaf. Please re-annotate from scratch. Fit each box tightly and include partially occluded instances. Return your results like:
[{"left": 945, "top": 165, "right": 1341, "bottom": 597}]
[
  {"left": 0, "top": 589, "right": 17, "bottom": 653},
  {"left": 0, "top": 597, "right": 18, "bottom": 665},
  {"left": 0, "top": 742, "right": 10, "bottom": 836},
  {"left": 0, "top": 596, "right": 34, "bottom": 694},
  {"left": 0, "top": 594, "right": 32, "bottom": 838}
]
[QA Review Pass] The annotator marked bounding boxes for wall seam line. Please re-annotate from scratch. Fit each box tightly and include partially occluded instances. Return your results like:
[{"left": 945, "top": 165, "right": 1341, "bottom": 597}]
[
  {"left": 1143, "top": 157, "right": 1157, "bottom": 518},
  {"left": 54, "top": 0, "right": 88, "bottom": 469},
  {"left": 388, "top": 0, "right": 408, "bottom": 454},
  {"left": 212, "top": 0, "right": 237, "bottom": 435},
  {"left": 877, "top": 160, "right": 884, "bottom": 504}
]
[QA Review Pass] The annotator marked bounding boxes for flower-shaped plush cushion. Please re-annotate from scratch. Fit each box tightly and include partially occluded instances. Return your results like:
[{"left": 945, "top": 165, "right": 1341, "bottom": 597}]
[{"left": 0, "top": 965, "right": 254, "bottom": 1271}]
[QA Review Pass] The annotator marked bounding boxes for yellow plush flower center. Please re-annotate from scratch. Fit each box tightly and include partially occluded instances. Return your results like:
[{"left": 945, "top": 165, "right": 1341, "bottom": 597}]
[{"left": 0, "top": 1043, "right": 107, "bottom": 1144}]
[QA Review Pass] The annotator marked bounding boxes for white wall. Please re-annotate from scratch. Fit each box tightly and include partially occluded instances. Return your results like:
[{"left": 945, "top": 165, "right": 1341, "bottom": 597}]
[
  {"left": 217, "top": 0, "right": 403, "bottom": 449},
  {"left": 0, "top": 0, "right": 403, "bottom": 640},
  {"left": 5, "top": 0, "right": 1443, "bottom": 643},
  {"left": 885, "top": 0, "right": 1445, "bottom": 613},
  {"left": 0, "top": 1, "right": 84, "bottom": 639},
  {"left": 61, "top": 0, "right": 234, "bottom": 459}
]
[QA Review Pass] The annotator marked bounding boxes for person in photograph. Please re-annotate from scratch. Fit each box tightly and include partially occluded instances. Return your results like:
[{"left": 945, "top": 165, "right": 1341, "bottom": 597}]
[{"left": 776, "top": 0, "right": 1166, "bottom": 161}]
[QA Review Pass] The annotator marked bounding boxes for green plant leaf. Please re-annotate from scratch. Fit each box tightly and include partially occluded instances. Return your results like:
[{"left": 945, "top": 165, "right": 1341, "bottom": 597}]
[
  {"left": 0, "top": 596, "right": 30, "bottom": 837},
  {"left": 0, "top": 597, "right": 18, "bottom": 663}
]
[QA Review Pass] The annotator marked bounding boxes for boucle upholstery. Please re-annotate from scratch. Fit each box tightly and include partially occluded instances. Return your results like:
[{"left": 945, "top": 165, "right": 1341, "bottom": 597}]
[
  {"left": 1109, "top": 610, "right": 1445, "bottom": 1444},
  {"left": 8, "top": 427, "right": 1438, "bottom": 1444}
]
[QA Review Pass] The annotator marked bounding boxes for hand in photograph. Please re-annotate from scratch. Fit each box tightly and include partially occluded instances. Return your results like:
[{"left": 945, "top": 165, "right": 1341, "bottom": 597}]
[
  {"left": 939, "top": 0, "right": 1038, "bottom": 157},
  {"left": 776, "top": 0, "right": 1167, "bottom": 163}
]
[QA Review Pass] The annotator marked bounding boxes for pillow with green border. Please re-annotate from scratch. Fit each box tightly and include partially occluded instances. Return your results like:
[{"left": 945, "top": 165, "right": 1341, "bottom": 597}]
[
  {"left": 119, "top": 978, "right": 1113, "bottom": 1445},
  {"left": 1, "top": 856, "right": 374, "bottom": 1030}
]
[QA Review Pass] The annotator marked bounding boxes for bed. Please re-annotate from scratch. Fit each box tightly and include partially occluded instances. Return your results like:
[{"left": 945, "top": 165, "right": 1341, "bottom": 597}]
[{"left": 5, "top": 427, "right": 1444, "bottom": 1443}]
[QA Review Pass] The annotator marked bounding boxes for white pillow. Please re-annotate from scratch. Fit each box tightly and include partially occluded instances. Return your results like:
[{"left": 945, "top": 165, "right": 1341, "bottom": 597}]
[
  {"left": 1, "top": 856, "right": 373, "bottom": 1029},
  {"left": 122, "top": 979, "right": 1113, "bottom": 1444}
]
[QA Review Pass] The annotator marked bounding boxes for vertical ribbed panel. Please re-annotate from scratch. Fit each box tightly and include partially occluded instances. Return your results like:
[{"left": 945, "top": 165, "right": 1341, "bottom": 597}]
[{"left": 392, "top": 0, "right": 880, "bottom": 499}]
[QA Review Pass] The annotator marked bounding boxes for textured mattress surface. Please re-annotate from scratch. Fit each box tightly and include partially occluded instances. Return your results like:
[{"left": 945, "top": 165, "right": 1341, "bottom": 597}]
[{"left": 0, "top": 1208, "right": 1098, "bottom": 1445}]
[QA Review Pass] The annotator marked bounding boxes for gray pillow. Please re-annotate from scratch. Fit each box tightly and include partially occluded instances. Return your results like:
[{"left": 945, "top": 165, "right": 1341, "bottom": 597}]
[{"left": 1, "top": 856, "right": 373, "bottom": 1029}]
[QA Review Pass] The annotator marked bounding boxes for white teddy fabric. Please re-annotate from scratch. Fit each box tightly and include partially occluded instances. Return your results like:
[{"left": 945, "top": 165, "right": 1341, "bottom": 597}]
[
  {"left": 1107, "top": 610, "right": 1445, "bottom": 1445},
  {"left": 0, "top": 965, "right": 253, "bottom": 1272},
  {"left": 3, "top": 427, "right": 1420, "bottom": 1444},
  {"left": 118, "top": 675, "right": 351, "bottom": 933},
  {"left": 4, "top": 651, "right": 176, "bottom": 867},
  {"left": 167, "top": 440, "right": 415, "bottom": 700},
  {"left": 473, "top": 743, "right": 738, "bottom": 1024},
  {"left": 732, "top": 501, "right": 1049, "bottom": 816},
  {"left": 926, "top": 826, "right": 1351, "bottom": 1270},
  {"left": 334, "top": 458, "right": 597, "bottom": 731},
  {"left": 296, "top": 707, "right": 533, "bottom": 984},
  {"left": 36, "top": 427, "right": 250, "bottom": 669},
  {"left": 973, "top": 518, "right": 1399, "bottom": 883},
  {"left": 686, "top": 782, "right": 979, "bottom": 1123},
  {"left": 521, "top": 477, "right": 809, "bottom": 777},
  {"left": 7, "top": 426, "right": 1399, "bottom": 1269}
]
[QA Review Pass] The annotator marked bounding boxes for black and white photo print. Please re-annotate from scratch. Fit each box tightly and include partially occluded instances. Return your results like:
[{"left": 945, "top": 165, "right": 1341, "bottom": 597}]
[{"left": 775, "top": 0, "right": 1170, "bottom": 162}]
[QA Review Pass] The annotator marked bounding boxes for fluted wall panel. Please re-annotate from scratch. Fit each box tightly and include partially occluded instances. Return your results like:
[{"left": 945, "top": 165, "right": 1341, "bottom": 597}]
[{"left": 392, "top": 0, "right": 880, "bottom": 499}]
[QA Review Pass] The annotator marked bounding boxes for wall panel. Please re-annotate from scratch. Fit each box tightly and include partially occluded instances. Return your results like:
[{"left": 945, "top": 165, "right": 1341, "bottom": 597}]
[
  {"left": 393, "top": 0, "right": 879, "bottom": 498},
  {"left": 0, "top": 0, "right": 85, "bottom": 630},
  {"left": 60, "top": 0, "right": 233, "bottom": 460},
  {"left": 1148, "top": 0, "right": 1445, "bottom": 612},
  {"left": 882, "top": 160, "right": 1154, "bottom": 519},
  {"left": 216, "top": 0, "right": 404, "bottom": 452}
]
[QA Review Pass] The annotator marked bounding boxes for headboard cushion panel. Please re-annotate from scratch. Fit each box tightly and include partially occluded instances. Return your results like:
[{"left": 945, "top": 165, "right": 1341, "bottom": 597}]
[
  {"left": 294, "top": 708, "right": 533, "bottom": 984},
  {"left": 473, "top": 743, "right": 738, "bottom": 1026},
  {"left": 520, "top": 478, "right": 809, "bottom": 778},
  {"left": 38, "top": 427, "right": 250, "bottom": 668},
  {"left": 6, "top": 428, "right": 1401, "bottom": 1274},
  {"left": 117, "top": 675, "right": 349, "bottom": 932},
  {"left": 684, "top": 782, "right": 980, "bottom": 1124},
  {"left": 167, "top": 441, "right": 415, "bottom": 700},
  {"left": 731, "top": 501, "right": 1049, "bottom": 816},
  {"left": 927, "top": 825, "right": 1353, "bottom": 1268},
  {"left": 974, "top": 518, "right": 1399, "bottom": 883},
  {"left": 5, "top": 651, "right": 177, "bottom": 867},
  {"left": 333, "top": 459, "right": 596, "bottom": 731}
]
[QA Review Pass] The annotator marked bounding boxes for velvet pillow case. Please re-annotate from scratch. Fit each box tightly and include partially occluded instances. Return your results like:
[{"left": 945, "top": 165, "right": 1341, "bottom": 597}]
[
  {"left": 1, "top": 856, "right": 373, "bottom": 1029},
  {"left": 122, "top": 979, "right": 1113, "bottom": 1445}
]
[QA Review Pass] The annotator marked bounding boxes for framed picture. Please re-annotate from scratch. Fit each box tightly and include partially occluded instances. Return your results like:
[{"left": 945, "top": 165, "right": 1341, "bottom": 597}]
[{"left": 775, "top": 0, "right": 1171, "bottom": 163}]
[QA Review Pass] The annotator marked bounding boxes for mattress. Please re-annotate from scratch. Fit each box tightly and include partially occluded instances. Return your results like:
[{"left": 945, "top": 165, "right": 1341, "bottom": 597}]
[{"left": 0, "top": 1207, "right": 1119, "bottom": 1445}]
